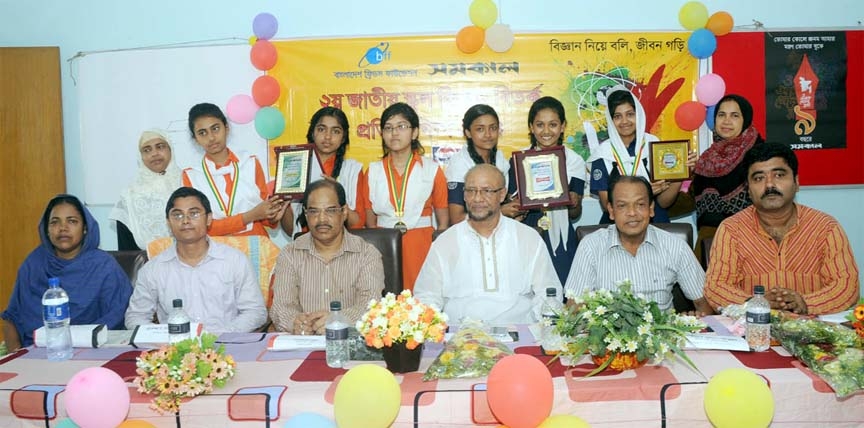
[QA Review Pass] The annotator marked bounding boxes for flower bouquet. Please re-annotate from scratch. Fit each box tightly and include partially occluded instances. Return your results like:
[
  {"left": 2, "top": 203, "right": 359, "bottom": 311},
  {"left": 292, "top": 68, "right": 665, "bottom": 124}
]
[
  {"left": 554, "top": 280, "right": 705, "bottom": 376},
  {"left": 423, "top": 322, "right": 514, "bottom": 381},
  {"left": 356, "top": 290, "right": 448, "bottom": 372},
  {"left": 847, "top": 298, "right": 864, "bottom": 338},
  {"left": 133, "top": 333, "right": 236, "bottom": 414}
]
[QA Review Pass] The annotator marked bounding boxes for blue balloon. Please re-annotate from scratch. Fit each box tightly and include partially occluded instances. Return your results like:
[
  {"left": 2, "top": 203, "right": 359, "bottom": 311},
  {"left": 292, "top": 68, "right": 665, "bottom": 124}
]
[
  {"left": 688, "top": 29, "right": 717, "bottom": 59},
  {"left": 254, "top": 106, "right": 286, "bottom": 140},
  {"left": 284, "top": 412, "right": 336, "bottom": 428},
  {"left": 706, "top": 104, "right": 717, "bottom": 131},
  {"left": 253, "top": 13, "right": 278, "bottom": 40}
]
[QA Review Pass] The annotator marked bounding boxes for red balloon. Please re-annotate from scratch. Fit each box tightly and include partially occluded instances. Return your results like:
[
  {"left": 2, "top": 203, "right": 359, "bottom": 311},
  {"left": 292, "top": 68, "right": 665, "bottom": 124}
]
[
  {"left": 250, "top": 40, "right": 278, "bottom": 71},
  {"left": 252, "top": 75, "right": 281, "bottom": 106},
  {"left": 486, "top": 354, "right": 553, "bottom": 428},
  {"left": 675, "top": 101, "right": 707, "bottom": 131}
]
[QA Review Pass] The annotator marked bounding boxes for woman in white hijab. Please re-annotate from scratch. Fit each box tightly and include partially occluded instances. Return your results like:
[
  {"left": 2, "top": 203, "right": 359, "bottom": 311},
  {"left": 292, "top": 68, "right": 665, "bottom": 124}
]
[{"left": 109, "top": 129, "right": 182, "bottom": 250}]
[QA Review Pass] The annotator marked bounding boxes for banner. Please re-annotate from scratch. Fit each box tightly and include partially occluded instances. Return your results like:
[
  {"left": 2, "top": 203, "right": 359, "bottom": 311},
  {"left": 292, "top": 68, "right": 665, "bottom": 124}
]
[{"left": 268, "top": 33, "right": 699, "bottom": 172}]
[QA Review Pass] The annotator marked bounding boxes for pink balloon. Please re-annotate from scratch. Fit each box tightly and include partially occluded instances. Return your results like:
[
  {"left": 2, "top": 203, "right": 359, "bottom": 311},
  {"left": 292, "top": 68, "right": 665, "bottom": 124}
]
[
  {"left": 487, "top": 354, "right": 554, "bottom": 428},
  {"left": 226, "top": 94, "right": 258, "bottom": 124},
  {"left": 65, "top": 367, "right": 130, "bottom": 428},
  {"left": 695, "top": 73, "right": 726, "bottom": 106}
]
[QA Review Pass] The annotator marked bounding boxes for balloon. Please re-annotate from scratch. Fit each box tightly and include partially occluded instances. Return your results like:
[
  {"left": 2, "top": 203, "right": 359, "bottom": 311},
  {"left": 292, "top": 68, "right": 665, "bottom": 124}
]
[
  {"left": 252, "top": 75, "right": 281, "bottom": 107},
  {"left": 695, "top": 73, "right": 726, "bottom": 106},
  {"left": 284, "top": 412, "right": 336, "bottom": 428},
  {"left": 65, "top": 367, "right": 130, "bottom": 428},
  {"left": 334, "top": 364, "right": 400, "bottom": 428},
  {"left": 469, "top": 0, "right": 498, "bottom": 30},
  {"left": 706, "top": 11, "right": 734, "bottom": 36},
  {"left": 226, "top": 94, "right": 258, "bottom": 124},
  {"left": 704, "top": 368, "right": 775, "bottom": 428},
  {"left": 456, "top": 26, "right": 485, "bottom": 54},
  {"left": 687, "top": 29, "right": 717, "bottom": 59},
  {"left": 487, "top": 354, "right": 554, "bottom": 428},
  {"left": 250, "top": 40, "right": 278, "bottom": 71},
  {"left": 539, "top": 414, "right": 592, "bottom": 428},
  {"left": 117, "top": 421, "right": 157, "bottom": 428},
  {"left": 254, "top": 107, "right": 286, "bottom": 140},
  {"left": 56, "top": 419, "right": 80, "bottom": 428},
  {"left": 252, "top": 12, "right": 278, "bottom": 40},
  {"left": 485, "top": 23, "right": 514, "bottom": 53},
  {"left": 678, "top": 1, "right": 709, "bottom": 30},
  {"left": 706, "top": 104, "right": 717, "bottom": 131},
  {"left": 675, "top": 101, "right": 707, "bottom": 131}
]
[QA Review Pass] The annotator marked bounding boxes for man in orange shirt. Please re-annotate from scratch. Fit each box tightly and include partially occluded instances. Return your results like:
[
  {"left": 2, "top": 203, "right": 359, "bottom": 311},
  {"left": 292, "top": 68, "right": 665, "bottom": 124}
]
[{"left": 704, "top": 143, "right": 859, "bottom": 315}]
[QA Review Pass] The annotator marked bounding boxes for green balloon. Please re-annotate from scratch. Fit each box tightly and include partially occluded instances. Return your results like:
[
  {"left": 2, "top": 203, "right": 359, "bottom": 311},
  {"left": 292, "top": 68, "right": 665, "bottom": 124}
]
[
  {"left": 56, "top": 418, "right": 80, "bottom": 428},
  {"left": 254, "top": 106, "right": 286, "bottom": 140}
]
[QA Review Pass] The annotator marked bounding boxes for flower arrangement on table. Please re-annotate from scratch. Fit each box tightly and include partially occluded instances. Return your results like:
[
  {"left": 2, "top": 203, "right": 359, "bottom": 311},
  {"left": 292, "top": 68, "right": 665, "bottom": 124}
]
[
  {"left": 553, "top": 279, "right": 705, "bottom": 376},
  {"left": 847, "top": 298, "right": 864, "bottom": 338},
  {"left": 133, "top": 333, "right": 236, "bottom": 414}
]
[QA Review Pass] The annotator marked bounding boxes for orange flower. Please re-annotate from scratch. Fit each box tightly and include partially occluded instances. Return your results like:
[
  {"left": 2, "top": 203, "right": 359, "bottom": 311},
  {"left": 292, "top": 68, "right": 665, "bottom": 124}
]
[
  {"left": 406, "top": 338, "right": 420, "bottom": 350},
  {"left": 853, "top": 304, "right": 864, "bottom": 321}
]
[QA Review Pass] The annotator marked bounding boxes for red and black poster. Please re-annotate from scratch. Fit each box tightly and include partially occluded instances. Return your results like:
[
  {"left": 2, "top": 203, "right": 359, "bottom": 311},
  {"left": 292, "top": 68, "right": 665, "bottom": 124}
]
[{"left": 764, "top": 32, "right": 847, "bottom": 151}]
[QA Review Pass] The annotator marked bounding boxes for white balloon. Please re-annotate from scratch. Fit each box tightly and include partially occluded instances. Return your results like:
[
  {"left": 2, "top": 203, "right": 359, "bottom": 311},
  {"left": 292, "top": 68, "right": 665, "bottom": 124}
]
[{"left": 485, "top": 23, "right": 514, "bottom": 53}]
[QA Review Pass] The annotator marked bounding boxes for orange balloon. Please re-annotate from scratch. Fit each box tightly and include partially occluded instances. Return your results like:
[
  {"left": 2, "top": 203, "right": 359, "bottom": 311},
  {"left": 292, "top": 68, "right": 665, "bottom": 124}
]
[
  {"left": 250, "top": 40, "right": 278, "bottom": 71},
  {"left": 117, "top": 421, "right": 157, "bottom": 428},
  {"left": 706, "top": 11, "right": 734, "bottom": 36},
  {"left": 252, "top": 75, "right": 281, "bottom": 106},
  {"left": 456, "top": 26, "right": 485, "bottom": 54},
  {"left": 487, "top": 354, "right": 554, "bottom": 428}
]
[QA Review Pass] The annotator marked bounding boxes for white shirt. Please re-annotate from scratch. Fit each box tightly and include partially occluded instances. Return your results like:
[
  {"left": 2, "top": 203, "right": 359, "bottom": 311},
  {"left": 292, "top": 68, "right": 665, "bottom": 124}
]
[
  {"left": 414, "top": 215, "right": 562, "bottom": 325},
  {"left": 564, "top": 225, "right": 705, "bottom": 310},
  {"left": 125, "top": 240, "right": 268, "bottom": 332}
]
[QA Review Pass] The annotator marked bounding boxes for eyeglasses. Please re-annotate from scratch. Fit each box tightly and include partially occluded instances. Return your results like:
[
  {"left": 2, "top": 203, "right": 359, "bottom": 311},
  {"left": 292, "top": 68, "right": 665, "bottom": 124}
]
[
  {"left": 169, "top": 211, "right": 204, "bottom": 222},
  {"left": 464, "top": 187, "right": 503, "bottom": 198},
  {"left": 382, "top": 123, "right": 412, "bottom": 134},
  {"left": 305, "top": 206, "right": 343, "bottom": 217}
]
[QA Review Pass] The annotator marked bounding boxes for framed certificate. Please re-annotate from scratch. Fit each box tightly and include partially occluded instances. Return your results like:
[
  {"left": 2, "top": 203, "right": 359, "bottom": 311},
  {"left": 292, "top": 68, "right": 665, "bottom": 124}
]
[
  {"left": 511, "top": 145, "right": 571, "bottom": 210},
  {"left": 273, "top": 144, "right": 314, "bottom": 199},
  {"left": 648, "top": 140, "right": 691, "bottom": 182}
]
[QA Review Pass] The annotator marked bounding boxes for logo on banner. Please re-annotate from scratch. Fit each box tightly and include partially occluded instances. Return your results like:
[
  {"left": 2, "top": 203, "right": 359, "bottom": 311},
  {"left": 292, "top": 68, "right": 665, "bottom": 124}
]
[{"left": 358, "top": 42, "right": 391, "bottom": 67}]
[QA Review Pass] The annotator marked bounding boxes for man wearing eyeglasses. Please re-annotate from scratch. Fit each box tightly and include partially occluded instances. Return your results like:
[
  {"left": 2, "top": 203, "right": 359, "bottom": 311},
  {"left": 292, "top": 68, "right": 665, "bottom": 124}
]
[
  {"left": 125, "top": 187, "right": 268, "bottom": 332},
  {"left": 269, "top": 179, "right": 384, "bottom": 335},
  {"left": 414, "top": 164, "right": 561, "bottom": 325}
]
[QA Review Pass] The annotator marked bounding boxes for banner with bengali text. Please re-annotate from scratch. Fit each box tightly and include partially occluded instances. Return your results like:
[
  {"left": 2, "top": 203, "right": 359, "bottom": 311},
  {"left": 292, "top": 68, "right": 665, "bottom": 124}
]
[{"left": 268, "top": 32, "right": 699, "bottom": 172}]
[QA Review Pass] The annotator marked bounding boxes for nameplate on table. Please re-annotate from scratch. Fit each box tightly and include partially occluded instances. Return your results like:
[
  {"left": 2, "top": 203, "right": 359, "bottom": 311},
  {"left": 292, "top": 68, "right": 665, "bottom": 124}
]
[
  {"left": 683, "top": 333, "right": 749, "bottom": 351},
  {"left": 267, "top": 335, "right": 326, "bottom": 351},
  {"left": 129, "top": 323, "right": 204, "bottom": 348}
]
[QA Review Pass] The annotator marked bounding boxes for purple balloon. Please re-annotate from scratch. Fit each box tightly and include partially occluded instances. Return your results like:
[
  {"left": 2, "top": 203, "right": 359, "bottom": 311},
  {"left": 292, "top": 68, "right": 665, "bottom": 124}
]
[{"left": 253, "top": 13, "right": 278, "bottom": 40}]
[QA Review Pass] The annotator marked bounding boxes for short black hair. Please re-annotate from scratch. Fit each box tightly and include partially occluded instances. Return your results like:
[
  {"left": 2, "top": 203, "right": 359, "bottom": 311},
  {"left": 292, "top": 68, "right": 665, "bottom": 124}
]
[
  {"left": 187, "top": 103, "right": 228, "bottom": 137},
  {"left": 608, "top": 171, "right": 653, "bottom": 204},
  {"left": 380, "top": 102, "right": 424, "bottom": 156},
  {"left": 42, "top": 194, "right": 87, "bottom": 238},
  {"left": 165, "top": 187, "right": 212, "bottom": 218},
  {"left": 303, "top": 179, "right": 347, "bottom": 208},
  {"left": 743, "top": 142, "right": 799, "bottom": 177}
]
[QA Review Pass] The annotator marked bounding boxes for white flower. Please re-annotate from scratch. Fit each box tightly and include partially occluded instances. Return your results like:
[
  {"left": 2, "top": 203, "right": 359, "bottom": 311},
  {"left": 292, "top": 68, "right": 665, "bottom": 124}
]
[
  {"left": 625, "top": 340, "right": 639, "bottom": 352},
  {"left": 607, "top": 338, "right": 622, "bottom": 351},
  {"left": 642, "top": 311, "right": 654, "bottom": 323},
  {"left": 611, "top": 312, "right": 620, "bottom": 320},
  {"left": 595, "top": 305, "right": 608, "bottom": 316},
  {"left": 637, "top": 324, "right": 651, "bottom": 336}
]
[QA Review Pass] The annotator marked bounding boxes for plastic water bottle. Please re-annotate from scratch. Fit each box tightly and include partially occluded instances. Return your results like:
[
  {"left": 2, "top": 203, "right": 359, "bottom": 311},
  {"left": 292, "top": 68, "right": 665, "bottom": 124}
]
[
  {"left": 745, "top": 285, "right": 771, "bottom": 352},
  {"left": 540, "top": 287, "right": 564, "bottom": 352},
  {"left": 325, "top": 301, "right": 350, "bottom": 368},
  {"left": 168, "top": 299, "right": 191, "bottom": 344},
  {"left": 42, "top": 277, "right": 72, "bottom": 361}
]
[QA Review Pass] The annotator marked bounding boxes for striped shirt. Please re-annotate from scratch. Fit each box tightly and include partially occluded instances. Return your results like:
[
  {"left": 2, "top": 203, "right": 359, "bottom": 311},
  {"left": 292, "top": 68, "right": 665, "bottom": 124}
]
[
  {"left": 564, "top": 225, "right": 706, "bottom": 310},
  {"left": 269, "top": 231, "right": 385, "bottom": 332},
  {"left": 704, "top": 204, "right": 859, "bottom": 314}
]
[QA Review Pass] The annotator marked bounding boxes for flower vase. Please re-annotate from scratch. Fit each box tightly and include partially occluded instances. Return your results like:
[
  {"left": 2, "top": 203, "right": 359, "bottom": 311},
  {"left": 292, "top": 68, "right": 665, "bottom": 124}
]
[
  {"left": 591, "top": 352, "right": 647, "bottom": 371},
  {"left": 382, "top": 342, "right": 423, "bottom": 373}
]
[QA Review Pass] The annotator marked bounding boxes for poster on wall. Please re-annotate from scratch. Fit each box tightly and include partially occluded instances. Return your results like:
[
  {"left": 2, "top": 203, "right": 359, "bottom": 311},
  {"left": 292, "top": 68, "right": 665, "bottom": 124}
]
[
  {"left": 765, "top": 32, "right": 847, "bottom": 151},
  {"left": 268, "top": 33, "right": 699, "bottom": 172}
]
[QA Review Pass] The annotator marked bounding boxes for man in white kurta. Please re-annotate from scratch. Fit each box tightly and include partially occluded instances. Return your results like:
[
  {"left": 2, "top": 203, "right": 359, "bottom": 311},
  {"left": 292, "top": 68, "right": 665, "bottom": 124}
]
[{"left": 414, "top": 164, "right": 561, "bottom": 325}]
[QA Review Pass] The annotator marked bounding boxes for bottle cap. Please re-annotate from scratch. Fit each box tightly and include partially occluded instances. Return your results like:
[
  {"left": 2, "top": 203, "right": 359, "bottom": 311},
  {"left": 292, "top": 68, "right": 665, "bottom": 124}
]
[
  {"left": 330, "top": 301, "right": 342, "bottom": 311},
  {"left": 48, "top": 277, "right": 60, "bottom": 288},
  {"left": 754, "top": 285, "right": 765, "bottom": 294},
  {"left": 173, "top": 299, "right": 183, "bottom": 308},
  {"left": 545, "top": 287, "right": 557, "bottom": 297}
]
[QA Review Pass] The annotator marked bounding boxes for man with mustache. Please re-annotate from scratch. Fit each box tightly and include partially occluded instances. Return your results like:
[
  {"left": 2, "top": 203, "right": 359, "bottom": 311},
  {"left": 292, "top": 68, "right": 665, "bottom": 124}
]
[
  {"left": 414, "top": 164, "right": 561, "bottom": 325},
  {"left": 269, "top": 180, "right": 384, "bottom": 334},
  {"left": 704, "top": 143, "right": 859, "bottom": 314}
]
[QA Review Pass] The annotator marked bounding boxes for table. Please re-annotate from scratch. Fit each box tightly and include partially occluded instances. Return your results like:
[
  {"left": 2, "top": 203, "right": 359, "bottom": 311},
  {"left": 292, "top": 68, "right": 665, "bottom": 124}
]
[{"left": 0, "top": 326, "right": 861, "bottom": 427}]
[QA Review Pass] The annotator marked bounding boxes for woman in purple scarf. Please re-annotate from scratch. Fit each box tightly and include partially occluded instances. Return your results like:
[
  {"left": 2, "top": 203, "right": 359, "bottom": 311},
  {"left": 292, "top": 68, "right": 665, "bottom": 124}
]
[{"left": 1, "top": 195, "right": 132, "bottom": 350}]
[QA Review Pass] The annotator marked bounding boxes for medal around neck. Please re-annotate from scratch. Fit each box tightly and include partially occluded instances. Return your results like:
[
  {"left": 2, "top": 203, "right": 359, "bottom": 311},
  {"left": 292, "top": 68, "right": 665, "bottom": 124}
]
[{"left": 394, "top": 220, "right": 409, "bottom": 234}]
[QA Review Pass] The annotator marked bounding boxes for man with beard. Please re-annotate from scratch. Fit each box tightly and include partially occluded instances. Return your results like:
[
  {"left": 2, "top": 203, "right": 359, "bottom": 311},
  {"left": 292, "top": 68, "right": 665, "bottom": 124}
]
[
  {"left": 269, "top": 180, "right": 384, "bottom": 334},
  {"left": 414, "top": 164, "right": 560, "bottom": 325},
  {"left": 705, "top": 143, "right": 859, "bottom": 315}
]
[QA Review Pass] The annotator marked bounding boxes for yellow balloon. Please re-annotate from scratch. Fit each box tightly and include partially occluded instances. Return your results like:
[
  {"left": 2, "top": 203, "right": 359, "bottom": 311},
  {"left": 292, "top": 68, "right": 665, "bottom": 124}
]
[
  {"left": 248, "top": 35, "right": 258, "bottom": 45},
  {"left": 539, "top": 414, "right": 591, "bottom": 428},
  {"left": 117, "top": 421, "right": 157, "bottom": 428},
  {"left": 678, "top": 1, "right": 709, "bottom": 30},
  {"left": 334, "top": 364, "right": 401, "bottom": 428},
  {"left": 469, "top": 0, "right": 498, "bottom": 30},
  {"left": 704, "top": 368, "right": 775, "bottom": 428}
]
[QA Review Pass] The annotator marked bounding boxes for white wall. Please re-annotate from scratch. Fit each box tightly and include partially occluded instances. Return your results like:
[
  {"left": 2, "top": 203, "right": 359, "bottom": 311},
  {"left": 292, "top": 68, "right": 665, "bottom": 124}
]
[{"left": 1, "top": 0, "right": 862, "bottom": 290}]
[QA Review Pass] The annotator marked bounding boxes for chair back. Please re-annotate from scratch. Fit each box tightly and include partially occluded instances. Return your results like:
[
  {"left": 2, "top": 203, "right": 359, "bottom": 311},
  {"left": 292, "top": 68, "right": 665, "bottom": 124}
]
[
  {"left": 700, "top": 236, "right": 714, "bottom": 269},
  {"left": 351, "top": 228, "right": 403, "bottom": 296},
  {"left": 108, "top": 250, "right": 148, "bottom": 284}
]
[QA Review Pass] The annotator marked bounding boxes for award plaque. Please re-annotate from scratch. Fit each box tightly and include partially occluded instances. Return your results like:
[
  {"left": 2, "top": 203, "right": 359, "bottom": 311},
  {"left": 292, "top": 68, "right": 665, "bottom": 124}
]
[
  {"left": 648, "top": 140, "right": 691, "bottom": 182},
  {"left": 273, "top": 144, "right": 314, "bottom": 199},
  {"left": 511, "top": 145, "right": 571, "bottom": 210}
]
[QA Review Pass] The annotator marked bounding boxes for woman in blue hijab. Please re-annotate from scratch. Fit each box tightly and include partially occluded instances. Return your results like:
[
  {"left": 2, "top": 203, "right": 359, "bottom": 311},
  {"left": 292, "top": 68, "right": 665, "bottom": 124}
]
[{"left": 1, "top": 195, "right": 132, "bottom": 350}]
